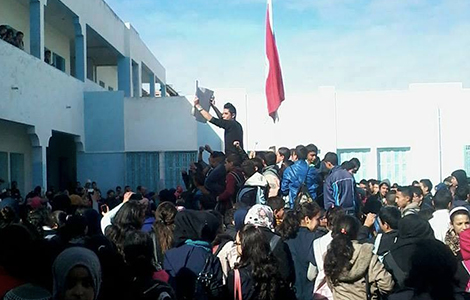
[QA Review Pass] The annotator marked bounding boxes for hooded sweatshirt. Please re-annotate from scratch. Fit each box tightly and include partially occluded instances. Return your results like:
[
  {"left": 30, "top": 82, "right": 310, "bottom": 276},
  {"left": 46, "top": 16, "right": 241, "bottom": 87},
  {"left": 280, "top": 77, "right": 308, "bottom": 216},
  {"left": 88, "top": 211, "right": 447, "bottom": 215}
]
[
  {"left": 383, "top": 215, "right": 435, "bottom": 289},
  {"left": 327, "top": 242, "right": 394, "bottom": 300},
  {"left": 237, "top": 173, "right": 269, "bottom": 207},
  {"left": 52, "top": 247, "right": 101, "bottom": 300}
]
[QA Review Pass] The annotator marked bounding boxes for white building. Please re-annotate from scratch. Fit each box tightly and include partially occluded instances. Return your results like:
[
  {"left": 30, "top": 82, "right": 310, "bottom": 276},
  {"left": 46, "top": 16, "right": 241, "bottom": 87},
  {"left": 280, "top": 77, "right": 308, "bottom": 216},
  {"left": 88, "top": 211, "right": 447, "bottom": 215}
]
[
  {"left": 0, "top": 0, "right": 221, "bottom": 195},
  {"left": 214, "top": 83, "right": 470, "bottom": 187}
]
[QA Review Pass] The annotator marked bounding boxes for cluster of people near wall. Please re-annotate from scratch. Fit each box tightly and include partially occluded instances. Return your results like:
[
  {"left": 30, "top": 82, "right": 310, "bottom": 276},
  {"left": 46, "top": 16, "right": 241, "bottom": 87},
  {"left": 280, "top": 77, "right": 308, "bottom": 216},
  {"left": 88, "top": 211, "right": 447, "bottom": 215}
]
[
  {"left": 0, "top": 25, "right": 24, "bottom": 50},
  {"left": 2, "top": 140, "right": 470, "bottom": 300}
]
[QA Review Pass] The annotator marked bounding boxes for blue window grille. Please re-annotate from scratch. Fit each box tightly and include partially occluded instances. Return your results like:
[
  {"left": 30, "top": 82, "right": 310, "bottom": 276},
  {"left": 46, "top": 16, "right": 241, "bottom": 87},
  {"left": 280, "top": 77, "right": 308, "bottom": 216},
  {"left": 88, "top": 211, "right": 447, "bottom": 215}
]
[
  {"left": 164, "top": 152, "right": 197, "bottom": 190},
  {"left": 377, "top": 147, "right": 411, "bottom": 185},
  {"left": 337, "top": 148, "right": 371, "bottom": 181},
  {"left": 126, "top": 152, "right": 160, "bottom": 193}
]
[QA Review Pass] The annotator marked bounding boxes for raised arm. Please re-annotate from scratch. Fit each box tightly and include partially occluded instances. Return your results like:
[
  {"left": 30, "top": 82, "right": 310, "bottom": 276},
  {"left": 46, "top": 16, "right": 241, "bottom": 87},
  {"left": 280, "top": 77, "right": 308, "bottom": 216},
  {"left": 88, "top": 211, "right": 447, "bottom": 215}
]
[
  {"left": 210, "top": 96, "right": 223, "bottom": 119},
  {"left": 194, "top": 96, "right": 214, "bottom": 122}
]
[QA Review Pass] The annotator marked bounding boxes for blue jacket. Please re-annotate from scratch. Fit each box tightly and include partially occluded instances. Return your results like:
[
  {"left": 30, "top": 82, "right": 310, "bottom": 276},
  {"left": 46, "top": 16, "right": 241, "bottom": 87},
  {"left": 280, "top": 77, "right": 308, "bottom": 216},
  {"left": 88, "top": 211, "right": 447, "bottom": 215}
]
[
  {"left": 281, "top": 160, "right": 319, "bottom": 208},
  {"left": 323, "top": 166, "right": 356, "bottom": 211},
  {"left": 286, "top": 228, "right": 325, "bottom": 300}
]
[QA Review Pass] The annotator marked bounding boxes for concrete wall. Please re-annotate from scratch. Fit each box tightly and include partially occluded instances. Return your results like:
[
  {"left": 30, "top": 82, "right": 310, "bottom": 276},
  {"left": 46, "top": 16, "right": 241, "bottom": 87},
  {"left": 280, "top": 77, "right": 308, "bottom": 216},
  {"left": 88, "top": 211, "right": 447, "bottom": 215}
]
[
  {"left": 215, "top": 83, "right": 470, "bottom": 186},
  {"left": 84, "top": 91, "right": 125, "bottom": 152},
  {"left": 96, "top": 66, "right": 118, "bottom": 91},
  {"left": 125, "top": 96, "right": 200, "bottom": 152},
  {"left": 60, "top": 0, "right": 165, "bottom": 82},
  {"left": 44, "top": 21, "right": 71, "bottom": 75},
  {"left": 0, "top": 120, "right": 33, "bottom": 195},
  {"left": 0, "top": 0, "right": 31, "bottom": 53},
  {"left": 0, "top": 40, "right": 85, "bottom": 146},
  {"left": 77, "top": 152, "right": 126, "bottom": 192}
]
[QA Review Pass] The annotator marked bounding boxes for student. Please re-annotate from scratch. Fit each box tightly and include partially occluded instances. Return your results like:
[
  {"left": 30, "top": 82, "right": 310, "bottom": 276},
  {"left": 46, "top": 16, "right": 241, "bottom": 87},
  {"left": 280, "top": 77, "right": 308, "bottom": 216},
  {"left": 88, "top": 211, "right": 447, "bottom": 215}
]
[
  {"left": 383, "top": 215, "right": 435, "bottom": 290},
  {"left": 152, "top": 202, "right": 177, "bottom": 269},
  {"left": 428, "top": 189, "right": 452, "bottom": 243},
  {"left": 374, "top": 207, "right": 401, "bottom": 261},
  {"left": 267, "top": 196, "right": 285, "bottom": 228},
  {"left": 322, "top": 152, "right": 356, "bottom": 214},
  {"left": 244, "top": 204, "right": 295, "bottom": 285},
  {"left": 227, "top": 225, "right": 294, "bottom": 300},
  {"left": 52, "top": 247, "right": 101, "bottom": 300},
  {"left": 281, "top": 145, "right": 319, "bottom": 208},
  {"left": 445, "top": 207, "right": 470, "bottom": 257},
  {"left": 311, "top": 207, "right": 345, "bottom": 300},
  {"left": 280, "top": 202, "right": 323, "bottom": 300},
  {"left": 389, "top": 239, "right": 465, "bottom": 300},
  {"left": 324, "top": 215, "right": 394, "bottom": 299},
  {"left": 194, "top": 97, "right": 243, "bottom": 156},
  {"left": 123, "top": 231, "right": 175, "bottom": 300},
  {"left": 396, "top": 186, "right": 419, "bottom": 216}
]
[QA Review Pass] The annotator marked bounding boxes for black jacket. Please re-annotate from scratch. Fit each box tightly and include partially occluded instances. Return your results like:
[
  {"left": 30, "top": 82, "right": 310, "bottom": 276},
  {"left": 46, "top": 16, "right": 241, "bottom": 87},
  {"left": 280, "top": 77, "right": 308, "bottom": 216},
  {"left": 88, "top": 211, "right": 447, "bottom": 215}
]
[{"left": 260, "top": 227, "right": 295, "bottom": 285}]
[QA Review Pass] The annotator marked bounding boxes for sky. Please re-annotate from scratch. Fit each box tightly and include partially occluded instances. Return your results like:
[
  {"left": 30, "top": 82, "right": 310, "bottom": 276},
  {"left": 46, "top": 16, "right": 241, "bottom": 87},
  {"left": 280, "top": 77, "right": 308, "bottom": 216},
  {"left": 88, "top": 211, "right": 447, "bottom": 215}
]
[{"left": 105, "top": 0, "right": 470, "bottom": 96}]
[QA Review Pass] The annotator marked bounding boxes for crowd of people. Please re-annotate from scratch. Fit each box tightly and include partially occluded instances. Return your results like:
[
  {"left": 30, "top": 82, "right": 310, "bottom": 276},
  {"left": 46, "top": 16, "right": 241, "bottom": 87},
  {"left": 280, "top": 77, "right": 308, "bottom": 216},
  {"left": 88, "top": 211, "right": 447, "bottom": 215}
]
[
  {"left": 0, "top": 25, "right": 24, "bottom": 50},
  {"left": 1, "top": 99, "right": 470, "bottom": 300}
]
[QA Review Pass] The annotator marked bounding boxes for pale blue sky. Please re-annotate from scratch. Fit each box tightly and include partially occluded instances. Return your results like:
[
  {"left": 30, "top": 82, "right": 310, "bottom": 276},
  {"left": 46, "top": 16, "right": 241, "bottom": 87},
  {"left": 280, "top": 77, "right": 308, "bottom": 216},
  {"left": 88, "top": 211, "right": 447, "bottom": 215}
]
[{"left": 105, "top": 0, "right": 470, "bottom": 95}]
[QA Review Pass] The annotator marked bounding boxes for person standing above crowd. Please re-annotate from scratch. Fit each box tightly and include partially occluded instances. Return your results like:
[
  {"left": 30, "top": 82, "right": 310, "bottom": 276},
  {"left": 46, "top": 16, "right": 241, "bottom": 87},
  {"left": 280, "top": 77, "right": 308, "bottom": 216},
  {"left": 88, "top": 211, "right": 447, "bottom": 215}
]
[
  {"left": 194, "top": 97, "right": 243, "bottom": 156},
  {"left": 281, "top": 145, "right": 319, "bottom": 208},
  {"left": 323, "top": 152, "right": 356, "bottom": 214}
]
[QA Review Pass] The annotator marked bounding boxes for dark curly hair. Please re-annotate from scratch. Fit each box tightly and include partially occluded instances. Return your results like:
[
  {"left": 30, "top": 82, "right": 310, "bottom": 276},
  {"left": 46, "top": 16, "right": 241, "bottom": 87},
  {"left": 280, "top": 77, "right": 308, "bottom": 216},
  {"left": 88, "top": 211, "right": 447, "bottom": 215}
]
[
  {"left": 105, "top": 201, "right": 145, "bottom": 255},
  {"left": 324, "top": 215, "right": 360, "bottom": 285},
  {"left": 277, "top": 202, "right": 321, "bottom": 240},
  {"left": 238, "top": 224, "right": 281, "bottom": 300}
]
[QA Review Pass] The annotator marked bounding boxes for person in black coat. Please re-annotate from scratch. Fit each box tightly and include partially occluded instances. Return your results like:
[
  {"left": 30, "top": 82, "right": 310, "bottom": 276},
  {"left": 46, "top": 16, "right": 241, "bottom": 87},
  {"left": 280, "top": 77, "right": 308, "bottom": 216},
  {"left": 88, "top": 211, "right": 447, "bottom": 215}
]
[
  {"left": 244, "top": 204, "right": 295, "bottom": 285},
  {"left": 227, "top": 225, "right": 295, "bottom": 300}
]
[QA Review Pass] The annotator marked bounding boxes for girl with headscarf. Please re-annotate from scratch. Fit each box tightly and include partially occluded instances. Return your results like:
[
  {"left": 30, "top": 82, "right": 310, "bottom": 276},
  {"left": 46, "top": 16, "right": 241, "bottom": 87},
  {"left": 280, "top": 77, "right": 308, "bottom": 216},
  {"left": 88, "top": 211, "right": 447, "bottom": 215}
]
[
  {"left": 163, "top": 210, "right": 224, "bottom": 300},
  {"left": 451, "top": 169, "right": 469, "bottom": 199},
  {"left": 383, "top": 215, "right": 435, "bottom": 290},
  {"left": 52, "top": 247, "right": 101, "bottom": 300},
  {"left": 445, "top": 207, "right": 470, "bottom": 257},
  {"left": 244, "top": 204, "right": 295, "bottom": 285}
]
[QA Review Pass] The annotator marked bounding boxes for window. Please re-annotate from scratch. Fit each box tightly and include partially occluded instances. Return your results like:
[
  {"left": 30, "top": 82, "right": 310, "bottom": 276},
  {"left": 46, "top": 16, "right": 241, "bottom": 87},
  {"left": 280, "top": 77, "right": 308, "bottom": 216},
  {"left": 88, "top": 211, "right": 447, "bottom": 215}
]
[
  {"left": 377, "top": 147, "right": 411, "bottom": 185},
  {"left": 337, "top": 148, "right": 371, "bottom": 181},
  {"left": 99, "top": 81, "right": 105, "bottom": 88},
  {"left": 164, "top": 152, "right": 197, "bottom": 189},
  {"left": 126, "top": 152, "right": 160, "bottom": 193},
  {"left": 53, "top": 53, "right": 65, "bottom": 72},
  {"left": 108, "top": 86, "right": 114, "bottom": 91}
]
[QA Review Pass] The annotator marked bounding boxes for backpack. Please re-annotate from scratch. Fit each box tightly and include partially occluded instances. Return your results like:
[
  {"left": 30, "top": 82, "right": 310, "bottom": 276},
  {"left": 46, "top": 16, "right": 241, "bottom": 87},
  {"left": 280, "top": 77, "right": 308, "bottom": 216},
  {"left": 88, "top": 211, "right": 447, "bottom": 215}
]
[
  {"left": 194, "top": 253, "right": 226, "bottom": 300},
  {"left": 229, "top": 171, "right": 244, "bottom": 202},
  {"left": 236, "top": 185, "right": 269, "bottom": 207},
  {"left": 294, "top": 171, "right": 313, "bottom": 208},
  {"left": 383, "top": 252, "right": 407, "bottom": 290}
]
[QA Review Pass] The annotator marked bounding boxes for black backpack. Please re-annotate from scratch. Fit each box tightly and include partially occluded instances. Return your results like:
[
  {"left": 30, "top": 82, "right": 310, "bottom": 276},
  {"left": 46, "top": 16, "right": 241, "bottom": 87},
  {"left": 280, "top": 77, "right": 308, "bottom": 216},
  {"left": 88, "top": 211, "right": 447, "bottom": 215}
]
[
  {"left": 294, "top": 171, "right": 314, "bottom": 208},
  {"left": 194, "top": 253, "right": 226, "bottom": 300}
]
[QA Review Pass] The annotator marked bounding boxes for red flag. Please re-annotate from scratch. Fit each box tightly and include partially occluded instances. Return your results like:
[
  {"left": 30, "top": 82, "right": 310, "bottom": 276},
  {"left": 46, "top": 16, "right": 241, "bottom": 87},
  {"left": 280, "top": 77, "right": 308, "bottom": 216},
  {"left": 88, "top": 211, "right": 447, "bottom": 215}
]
[{"left": 265, "top": 0, "right": 285, "bottom": 122}]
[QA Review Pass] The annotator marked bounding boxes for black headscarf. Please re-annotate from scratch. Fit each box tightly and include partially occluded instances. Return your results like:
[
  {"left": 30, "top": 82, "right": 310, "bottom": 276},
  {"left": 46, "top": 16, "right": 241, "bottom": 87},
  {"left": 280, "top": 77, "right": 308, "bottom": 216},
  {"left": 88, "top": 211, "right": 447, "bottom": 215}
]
[
  {"left": 172, "top": 210, "right": 220, "bottom": 247},
  {"left": 389, "top": 215, "right": 435, "bottom": 273},
  {"left": 452, "top": 169, "right": 468, "bottom": 187}
]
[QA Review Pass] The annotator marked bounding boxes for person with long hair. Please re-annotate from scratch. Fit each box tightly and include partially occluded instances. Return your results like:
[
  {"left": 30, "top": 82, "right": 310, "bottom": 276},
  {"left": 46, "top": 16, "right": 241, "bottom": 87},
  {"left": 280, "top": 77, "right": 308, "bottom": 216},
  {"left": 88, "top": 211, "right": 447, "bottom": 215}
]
[
  {"left": 324, "top": 215, "right": 394, "bottom": 300},
  {"left": 152, "top": 202, "right": 177, "bottom": 266},
  {"left": 390, "top": 239, "right": 465, "bottom": 300},
  {"left": 228, "top": 224, "right": 293, "bottom": 300},
  {"left": 123, "top": 230, "right": 175, "bottom": 300},
  {"left": 277, "top": 202, "right": 323, "bottom": 300},
  {"left": 105, "top": 201, "right": 145, "bottom": 255}
]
